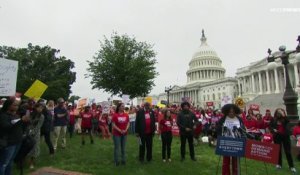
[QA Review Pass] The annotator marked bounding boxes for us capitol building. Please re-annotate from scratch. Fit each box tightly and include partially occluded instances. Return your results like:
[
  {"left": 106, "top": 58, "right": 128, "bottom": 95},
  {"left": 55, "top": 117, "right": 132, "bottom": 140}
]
[{"left": 138, "top": 30, "right": 300, "bottom": 111}]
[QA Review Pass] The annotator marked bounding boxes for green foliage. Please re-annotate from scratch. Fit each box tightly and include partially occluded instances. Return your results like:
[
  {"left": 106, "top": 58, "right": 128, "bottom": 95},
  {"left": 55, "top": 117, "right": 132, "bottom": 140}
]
[
  {"left": 0, "top": 43, "right": 76, "bottom": 100},
  {"left": 87, "top": 33, "right": 158, "bottom": 99},
  {"left": 68, "top": 95, "right": 81, "bottom": 103}
]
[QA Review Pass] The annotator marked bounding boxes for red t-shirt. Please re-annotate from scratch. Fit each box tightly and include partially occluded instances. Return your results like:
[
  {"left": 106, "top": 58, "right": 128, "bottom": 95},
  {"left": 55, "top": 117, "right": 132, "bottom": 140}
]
[
  {"left": 99, "top": 116, "right": 108, "bottom": 126},
  {"left": 293, "top": 126, "right": 300, "bottom": 137},
  {"left": 243, "top": 118, "right": 257, "bottom": 130},
  {"left": 81, "top": 112, "right": 93, "bottom": 128},
  {"left": 69, "top": 110, "right": 76, "bottom": 125},
  {"left": 145, "top": 111, "right": 152, "bottom": 134},
  {"left": 92, "top": 109, "right": 101, "bottom": 120},
  {"left": 262, "top": 133, "right": 273, "bottom": 143},
  {"left": 112, "top": 113, "right": 129, "bottom": 136},
  {"left": 277, "top": 122, "right": 285, "bottom": 134},
  {"left": 160, "top": 119, "right": 172, "bottom": 133}
]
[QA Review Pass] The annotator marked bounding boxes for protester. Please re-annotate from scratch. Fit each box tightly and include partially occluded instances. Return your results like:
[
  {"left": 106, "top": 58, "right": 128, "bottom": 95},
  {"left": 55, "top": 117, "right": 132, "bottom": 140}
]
[
  {"left": 292, "top": 121, "right": 300, "bottom": 161},
  {"left": 269, "top": 108, "right": 296, "bottom": 173},
  {"left": 91, "top": 103, "right": 100, "bottom": 135},
  {"left": 135, "top": 102, "right": 156, "bottom": 163},
  {"left": 0, "top": 98, "right": 30, "bottom": 175},
  {"left": 53, "top": 98, "right": 68, "bottom": 150},
  {"left": 129, "top": 107, "right": 136, "bottom": 134},
  {"left": 261, "top": 127, "right": 273, "bottom": 143},
  {"left": 98, "top": 113, "right": 110, "bottom": 139},
  {"left": 217, "top": 104, "right": 245, "bottom": 175},
  {"left": 263, "top": 109, "right": 272, "bottom": 128},
  {"left": 112, "top": 103, "right": 129, "bottom": 166},
  {"left": 159, "top": 109, "right": 173, "bottom": 162},
  {"left": 39, "top": 100, "right": 54, "bottom": 156},
  {"left": 67, "top": 104, "right": 76, "bottom": 138},
  {"left": 28, "top": 103, "right": 45, "bottom": 169},
  {"left": 177, "top": 102, "right": 198, "bottom": 162},
  {"left": 80, "top": 106, "right": 94, "bottom": 145}
]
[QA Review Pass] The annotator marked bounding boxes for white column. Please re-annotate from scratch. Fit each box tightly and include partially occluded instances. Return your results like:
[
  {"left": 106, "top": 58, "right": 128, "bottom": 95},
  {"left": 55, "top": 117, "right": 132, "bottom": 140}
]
[
  {"left": 266, "top": 70, "right": 271, "bottom": 94},
  {"left": 294, "top": 63, "right": 299, "bottom": 88},
  {"left": 274, "top": 68, "right": 280, "bottom": 93},
  {"left": 243, "top": 77, "right": 246, "bottom": 94},
  {"left": 258, "top": 72, "right": 263, "bottom": 94},
  {"left": 237, "top": 79, "right": 241, "bottom": 96}
]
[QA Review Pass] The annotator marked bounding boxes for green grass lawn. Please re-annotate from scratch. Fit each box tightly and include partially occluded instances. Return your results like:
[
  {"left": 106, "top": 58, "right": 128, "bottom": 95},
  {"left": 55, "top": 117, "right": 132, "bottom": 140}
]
[{"left": 14, "top": 134, "right": 300, "bottom": 175}]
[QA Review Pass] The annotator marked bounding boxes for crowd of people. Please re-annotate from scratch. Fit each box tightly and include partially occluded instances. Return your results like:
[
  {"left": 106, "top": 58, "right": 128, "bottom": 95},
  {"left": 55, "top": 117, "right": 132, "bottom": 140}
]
[{"left": 0, "top": 97, "right": 300, "bottom": 175}]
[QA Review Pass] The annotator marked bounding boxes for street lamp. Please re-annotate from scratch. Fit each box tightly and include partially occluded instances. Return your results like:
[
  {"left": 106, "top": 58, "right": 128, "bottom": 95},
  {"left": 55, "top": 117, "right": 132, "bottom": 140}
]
[
  {"left": 267, "top": 36, "right": 300, "bottom": 127},
  {"left": 165, "top": 86, "right": 173, "bottom": 106}
]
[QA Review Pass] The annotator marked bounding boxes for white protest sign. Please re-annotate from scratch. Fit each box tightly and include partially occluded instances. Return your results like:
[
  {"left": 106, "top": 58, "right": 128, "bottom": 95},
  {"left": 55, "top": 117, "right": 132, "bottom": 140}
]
[
  {"left": 122, "top": 94, "right": 130, "bottom": 104},
  {"left": 101, "top": 101, "right": 110, "bottom": 114},
  {"left": 221, "top": 95, "right": 233, "bottom": 107},
  {"left": 0, "top": 58, "right": 18, "bottom": 96}
]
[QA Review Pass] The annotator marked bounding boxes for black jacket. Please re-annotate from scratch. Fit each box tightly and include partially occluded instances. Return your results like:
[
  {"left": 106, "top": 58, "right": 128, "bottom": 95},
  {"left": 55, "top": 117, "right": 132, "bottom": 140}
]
[
  {"left": 41, "top": 109, "right": 52, "bottom": 134},
  {"left": 135, "top": 109, "right": 156, "bottom": 136},
  {"left": 0, "top": 112, "right": 24, "bottom": 146},
  {"left": 269, "top": 117, "right": 290, "bottom": 136},
  {"left": 176, "top": 110, "right": 198, "bottom": 135}
]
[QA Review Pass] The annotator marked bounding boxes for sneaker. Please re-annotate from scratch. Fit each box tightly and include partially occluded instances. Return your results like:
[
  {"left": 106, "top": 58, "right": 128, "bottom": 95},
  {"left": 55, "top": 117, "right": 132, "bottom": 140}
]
[
  {"left": 29, "top": 165, "right": 34, "bottom": 169},
  {"left": 163, "top": 159, "right": 166, "bottom": 163},
  {"left": 168, "top": 159, "right": 172, "bottom": 162},
  {"left": 291, "top": 167, "right": 297, "bottom": 173},
  {"left": 276, "top": 165, "right": 282, "bottom": 169}
]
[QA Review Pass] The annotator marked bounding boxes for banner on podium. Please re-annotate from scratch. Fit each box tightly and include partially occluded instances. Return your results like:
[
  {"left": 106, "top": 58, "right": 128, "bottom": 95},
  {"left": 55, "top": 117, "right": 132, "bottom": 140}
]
[{"left": 215, "top": 136, "right": 246, "bottom": 157}]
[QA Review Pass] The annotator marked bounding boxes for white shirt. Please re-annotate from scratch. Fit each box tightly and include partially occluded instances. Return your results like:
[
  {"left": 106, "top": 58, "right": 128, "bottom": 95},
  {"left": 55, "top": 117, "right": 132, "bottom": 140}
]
[{"left": 224, "top": 116, "right": 240, "bottom": 138}]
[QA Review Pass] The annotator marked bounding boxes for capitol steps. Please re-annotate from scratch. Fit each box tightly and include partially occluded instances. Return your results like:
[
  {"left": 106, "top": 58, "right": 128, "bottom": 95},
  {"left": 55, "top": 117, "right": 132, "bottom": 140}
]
[{"left": 245, "top": 93, "right": 285, "bottom": 114}]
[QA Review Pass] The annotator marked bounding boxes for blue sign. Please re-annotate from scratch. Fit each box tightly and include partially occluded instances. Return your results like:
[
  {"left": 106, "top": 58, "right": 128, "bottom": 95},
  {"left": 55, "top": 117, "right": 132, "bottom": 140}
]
[{"left": 215, "top": 136, "right": 246, "bottom": 157}]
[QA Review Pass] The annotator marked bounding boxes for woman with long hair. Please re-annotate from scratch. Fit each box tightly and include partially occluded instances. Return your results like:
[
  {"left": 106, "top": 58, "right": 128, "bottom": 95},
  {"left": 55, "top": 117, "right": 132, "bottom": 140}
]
[
  {"left": 217, "top": 104, "right": 245, "bottom": 175},
  {"left": 28, "top": 103, "right": 45, "bottom": 169},
  {"left": 112, "top": 103, "right": 129, "bottom": 166},
  {"left": 98, "top": 113, "right": 110, "bottom": 139},
  {"left": 0, "top": 98, "right": 30, "bottom": 175},
  {"left": 270, "top": 108, "right": 296, "bottom": 173},
  {"left": 159, "top": 109, "right": 173, "bottom": 162}
]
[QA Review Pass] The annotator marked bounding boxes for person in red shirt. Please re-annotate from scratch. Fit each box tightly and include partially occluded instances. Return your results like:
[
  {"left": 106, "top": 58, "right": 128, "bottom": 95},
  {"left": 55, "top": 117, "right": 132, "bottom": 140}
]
[
  {"left": 80, "top": 106, "right": 94, "bottom": 145},
  {"left": 263, "top": 109, "right": 272, "bottom": 128},
  {"left": 112, "top": 103, "right": 129, "bottom": 166},
  {"left": 91, "top": 103, "right": 100, "bottom": 135},
  {"left": 270, "top": 108, "right": 296, "bottom": 173},
  {"left": 135, "top": 102, "right": 156, "bottom": 163},
  {"left": 67, "top": 104, "right": 76, "bottom": 138},
  {"left": 99, "top": 113, "right": 110, "bottom": 139},
  {"left": 159, "top": 109, "right": 173, "bottom": 162},
  {"left": 261, "top": 127, "right": 273, "bottom": 143},
  {"left": 292, "top": 121, "right": 300, "bottom": 161}
]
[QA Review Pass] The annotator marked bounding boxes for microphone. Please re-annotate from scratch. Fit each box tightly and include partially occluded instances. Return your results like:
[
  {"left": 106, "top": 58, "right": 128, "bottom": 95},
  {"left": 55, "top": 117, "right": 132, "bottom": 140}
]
[{"left": 238, "top": 127, "right": 255, "bottom": 139}]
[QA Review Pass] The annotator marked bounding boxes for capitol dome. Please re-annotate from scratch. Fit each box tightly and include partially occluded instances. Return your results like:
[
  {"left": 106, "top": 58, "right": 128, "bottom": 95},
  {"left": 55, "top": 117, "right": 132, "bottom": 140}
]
[{"left": 187, "top": 30, "right": 226, "bottom": 84}]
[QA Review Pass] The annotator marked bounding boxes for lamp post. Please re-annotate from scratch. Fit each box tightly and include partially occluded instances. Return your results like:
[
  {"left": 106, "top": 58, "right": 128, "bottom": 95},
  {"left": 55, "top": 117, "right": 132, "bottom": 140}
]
[
  {"left": 165, "top": 86, "right": 173, "bottom": 106},
  {"left": 267, "top": 36, "right": 300, "bottom": 127}
]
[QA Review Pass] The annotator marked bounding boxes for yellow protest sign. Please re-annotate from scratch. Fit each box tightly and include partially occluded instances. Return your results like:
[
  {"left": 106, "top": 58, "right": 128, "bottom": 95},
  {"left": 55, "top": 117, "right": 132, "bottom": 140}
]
[
  {"left": 24, "top": 80, "right": 48, "bottom": 100},
  {"left": 145, "top": 96, "right": 152, "bottom": 104}
]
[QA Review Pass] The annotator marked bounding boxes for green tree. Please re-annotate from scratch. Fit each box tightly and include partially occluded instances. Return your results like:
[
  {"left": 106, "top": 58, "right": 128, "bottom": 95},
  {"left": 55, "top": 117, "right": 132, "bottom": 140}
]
[
  {"left": 68, "top": 95, "right": 81, "bottom": 104},
  {"left": 0, "top": 43, "right": 76, "bottom": 100},
  {"left": 87, "top": 33, "right": 158, "bottom": 98}
]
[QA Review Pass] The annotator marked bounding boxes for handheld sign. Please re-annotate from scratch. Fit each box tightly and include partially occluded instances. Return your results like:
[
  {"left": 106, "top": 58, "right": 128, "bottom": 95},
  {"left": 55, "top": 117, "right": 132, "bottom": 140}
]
[
  {"left": 24, "top": 80, "right": 48, "bottom": 100},
  {"left": 0, "top": 58, "right": 18, "bottom": 96}
]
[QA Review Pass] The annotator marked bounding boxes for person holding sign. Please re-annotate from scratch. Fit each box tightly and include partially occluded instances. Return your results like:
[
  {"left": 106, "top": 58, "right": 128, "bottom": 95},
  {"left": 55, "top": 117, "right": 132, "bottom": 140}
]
[
  {"left": 177, "top": 102, "right": 198, "bottom": 162},
  {"left": 270, "top": 108, "right": 296, "bottom": 173},
  {"left": 216, "top": 104, "right": 245, "bottom": 175}
]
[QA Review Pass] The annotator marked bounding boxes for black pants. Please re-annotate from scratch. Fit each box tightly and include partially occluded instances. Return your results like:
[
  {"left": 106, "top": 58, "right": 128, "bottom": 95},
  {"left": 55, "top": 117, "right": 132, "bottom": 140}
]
[
  {"left": 68, "top": 124, "right": 75, "bottom": 138},
  {"left": 274, "top": 134, "right": 294, "bottom": 167},
  {"left": 180, "top": 133, "right": 195, "bottom": 159},
  {"left": 42, "top": 131, "right": 54, "bottom": 154},
  {"left": 139, "top": 134, "right": 153, "bottom": 162},
  {"left": 161, "top": 131, "right": 172, "bottom": 159}
]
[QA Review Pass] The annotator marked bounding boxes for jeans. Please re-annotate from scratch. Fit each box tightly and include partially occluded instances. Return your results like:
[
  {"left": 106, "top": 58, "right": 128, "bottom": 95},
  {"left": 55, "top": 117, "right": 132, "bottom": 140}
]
[
  {"left": 113, "top": 135, "right": 127, "bottom": 163},
  {"left": 161, "top": 131, "right": 172, "bottom": 159},
  {"left": 139, "top": 134, "right": 153, "bottom": 162},
  {"left": 53, "top": 126, "right": 67, "bottom": 149},
  {"left": 180, "top": 133, "right": 195, "bottom": 159},
  {"left": 130, "top": 121, "right": 135, "bottom": 134},
  {"left": 0, "top": 144, "right": 19, "bottom": 175}
]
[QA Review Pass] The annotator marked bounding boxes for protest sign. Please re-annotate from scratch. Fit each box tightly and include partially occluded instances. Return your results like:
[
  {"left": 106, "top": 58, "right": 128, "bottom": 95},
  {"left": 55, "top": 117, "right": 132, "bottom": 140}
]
[
  {"left": 101, "top": 101, "right": 110, "bottom": 114},
  {"left": 215, "top": 136, "right": 246, "bottom": 157},
  {"left": 122, "top": 94, "right": 130, "bottom": 104},
  {"left": 24, "top": 80, "right": 48, "bottom": 100},
  {"left": 77, "top": 98, "right": 87, "bottom": 109},
  {"left": 0, "top": 58, "right": 18, "bottom": 96}
]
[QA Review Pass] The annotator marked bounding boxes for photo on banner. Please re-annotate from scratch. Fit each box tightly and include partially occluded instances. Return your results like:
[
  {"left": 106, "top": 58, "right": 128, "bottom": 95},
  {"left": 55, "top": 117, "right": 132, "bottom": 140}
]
[{"left": 0, "top": 58, "right": 18, "bottom": 96}]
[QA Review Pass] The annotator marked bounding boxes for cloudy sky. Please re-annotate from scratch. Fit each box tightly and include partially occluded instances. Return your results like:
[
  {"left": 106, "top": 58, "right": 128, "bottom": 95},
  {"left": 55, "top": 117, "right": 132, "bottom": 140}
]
[{"left": 0, "top": 0, "right": 299, "bottom": 102}]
